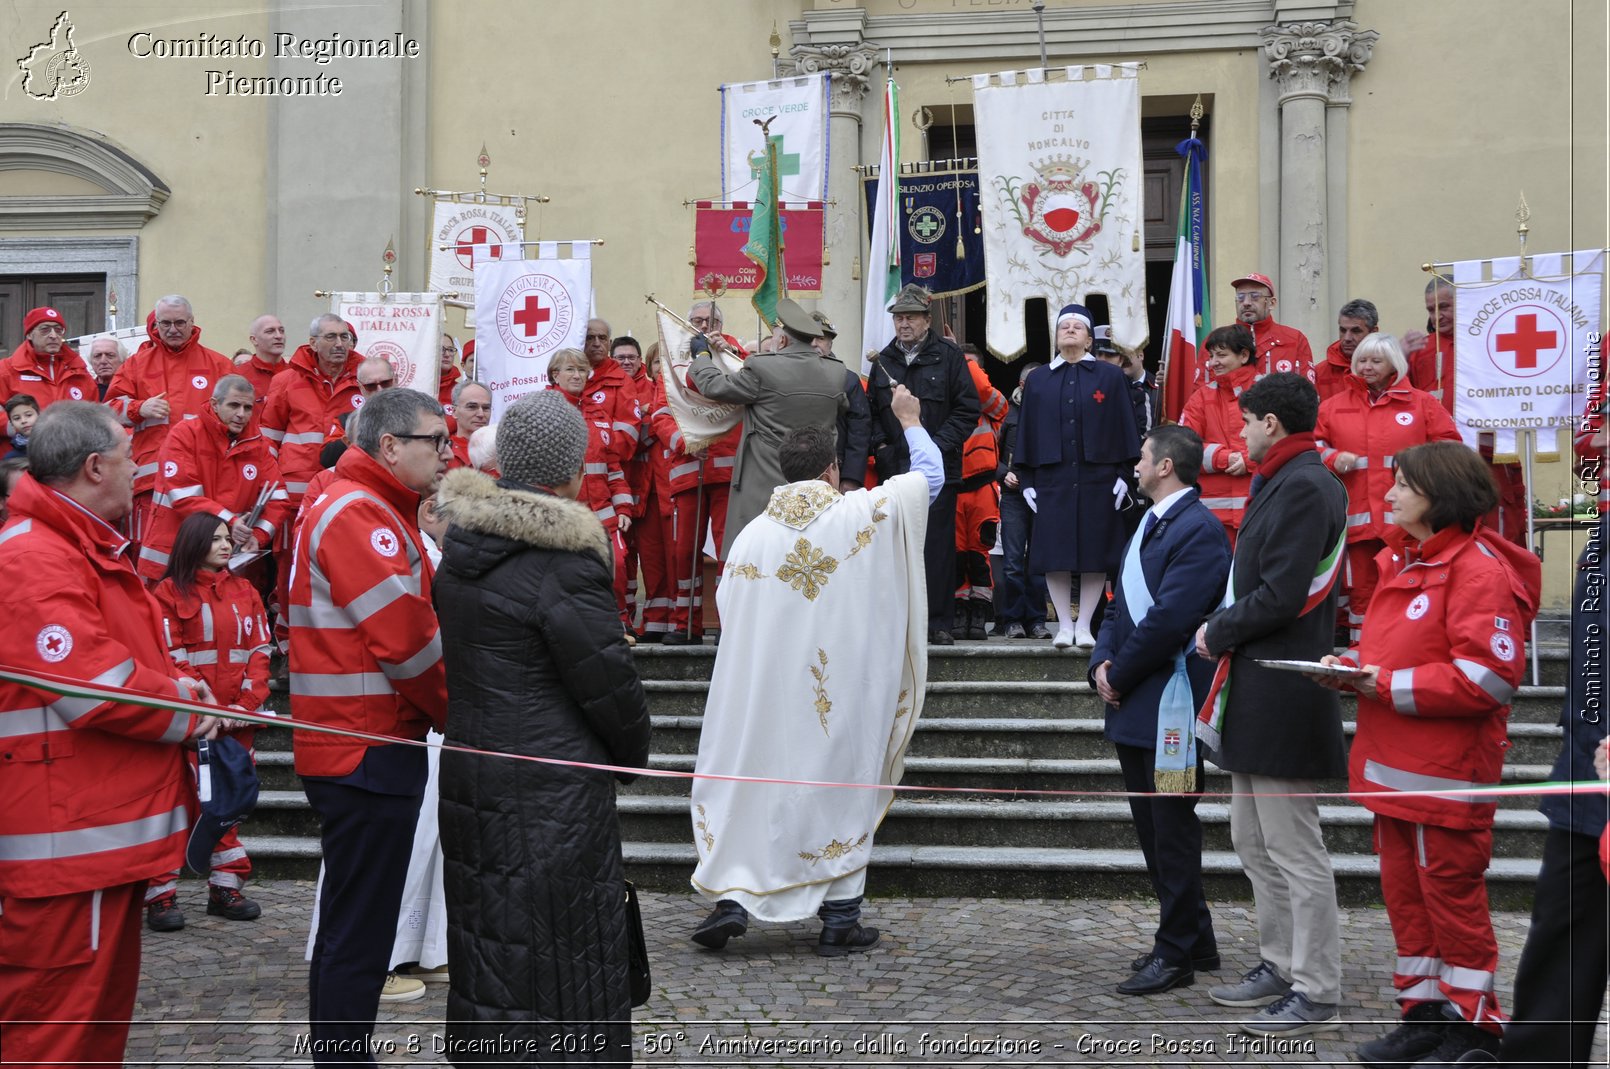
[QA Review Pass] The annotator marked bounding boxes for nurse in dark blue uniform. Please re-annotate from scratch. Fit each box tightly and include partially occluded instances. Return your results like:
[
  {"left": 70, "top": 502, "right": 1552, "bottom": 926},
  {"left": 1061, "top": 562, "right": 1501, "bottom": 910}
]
[{"left": 1011, "top": 303, "right": 1143, "bottom": 649}]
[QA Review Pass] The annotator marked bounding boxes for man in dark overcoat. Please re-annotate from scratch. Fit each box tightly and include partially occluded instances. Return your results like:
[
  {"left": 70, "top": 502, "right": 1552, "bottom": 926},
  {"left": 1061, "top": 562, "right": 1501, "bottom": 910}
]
[{"left": 1193, "top": 372, "right": 1348, "bottom": 1037}]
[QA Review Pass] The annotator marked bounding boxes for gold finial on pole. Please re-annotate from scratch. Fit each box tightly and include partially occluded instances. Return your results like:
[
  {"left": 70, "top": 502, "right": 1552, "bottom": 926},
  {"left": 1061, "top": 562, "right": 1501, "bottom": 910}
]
[
  {"left": 381, "top": 238, "right": 396, "bottom": 295},
  {"left": 1189, "top": 94, "right": 1204, "bottom": 136},
  {"left": 1516, "top": 190, "right": 1531, "bottom": 277},
  {"left": 478, "top": 144, "right": 490, "bottom": 197},
  {"left": 106, "top": 287, "right": 118, "bottom": 330},
  {"left": 769, "top": 22, "right": 781, "bottom": 76}
]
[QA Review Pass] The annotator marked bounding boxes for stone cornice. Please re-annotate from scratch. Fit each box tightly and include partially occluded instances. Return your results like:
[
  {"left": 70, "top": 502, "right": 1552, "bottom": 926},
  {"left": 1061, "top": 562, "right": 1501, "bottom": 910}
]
[
  {"left": 787, "top": 1, "right": 1356, "bottom": 63},
  {"left": 1262, "top": 19, "right": 1378, "bottom": 106},
  {"left": 0, "top": 123, "right": 169, "bottom": 231},
  {"left": 780, "top": 42, "right": 883, "bottom": 112}
]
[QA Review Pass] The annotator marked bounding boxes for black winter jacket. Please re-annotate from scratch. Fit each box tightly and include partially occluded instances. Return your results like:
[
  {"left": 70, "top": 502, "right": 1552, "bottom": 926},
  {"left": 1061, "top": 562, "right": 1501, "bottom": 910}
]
[{"left": 434, "top": 468, "right": 651, "bottom": 1065}]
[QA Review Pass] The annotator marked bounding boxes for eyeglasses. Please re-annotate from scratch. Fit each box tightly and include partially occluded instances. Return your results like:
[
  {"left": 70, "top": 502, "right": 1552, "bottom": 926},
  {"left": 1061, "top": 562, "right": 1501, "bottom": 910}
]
[
  {"left": 157, "top": 319, "right": 192, "bottom": 329},
  {"left": 392, "top": 432, "right": 452, "bottom": 452},
  {"left": 319, "top": 332, "right": 355, "bottom": 343},
  {"left": 689, "top": 316, "right": 719, "bottom": 329},
  {"left": 32, "top": 324, "right": 66, "bottom": 335},
  {"left": 359, "top": 378, "right": 394, "bottom": 391},
  {"left": 441, "top": 346, "right": 458, "bottom": 356}
]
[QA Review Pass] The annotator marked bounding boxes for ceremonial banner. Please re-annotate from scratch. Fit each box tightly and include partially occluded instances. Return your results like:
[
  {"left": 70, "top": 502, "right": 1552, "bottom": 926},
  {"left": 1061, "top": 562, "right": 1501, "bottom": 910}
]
[
  {"left": 69, "top": 324, "right": 147, "bottom": 358},
  {"left": 862, "top": 76, "right": 901, "bottom": 369},
  {"left": 692, "top": 202, "right": 824, "bottom": 295},
  {"left": 744, "top": 136, "right": 784, "bottom": 327},
  {"left": 474, "top": 243, "right": 593, "bottom": 420},
  {"left": 428, "top": 196, "right": 524, "bottom": 295},
  {"left": 973, "top": 65, "right": 1147, "bottom": 358},
  {"left": 655, "top": 307, "right": 745, "bottom": 453},
  {"left": 1160, "top": 136, "right": 1210, "bottom": 422},
  {"left": 1450, "top": 249, "right": 1604, "bottom": 457},
  {"left": 720, "top": 72, "right": 830, "bottom": 204},
  {"left": 861, "top": 167, "right": 985, "bottom": 299},
  {"left": 333, "top": 293, "right": 442, "bottom": 398}
]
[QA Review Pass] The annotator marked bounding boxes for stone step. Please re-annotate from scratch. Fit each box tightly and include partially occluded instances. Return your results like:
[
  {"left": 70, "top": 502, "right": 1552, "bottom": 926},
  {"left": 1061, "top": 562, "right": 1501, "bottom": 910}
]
[
  {"left": 235, "top": 834, "right": 1543, "bottom": 910},
  {"left": 629, "top": 641, "right": 1573, "bottom": 685},
  {"left": 242, "top": 789, "right": 1552, "bottom": 861}
]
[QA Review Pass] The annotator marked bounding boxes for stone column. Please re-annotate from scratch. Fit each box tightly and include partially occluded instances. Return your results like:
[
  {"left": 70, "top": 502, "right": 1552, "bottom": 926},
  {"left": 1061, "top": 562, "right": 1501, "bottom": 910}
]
[
  {"left": 1323, "top": 26, "right": 1377, "bottom": 319},
  {"left": 1261, "top": 21, "right": 1376, "bottom": 346},
  {"left": 781, "top": 38, "right": 879, "bottom": 365}
]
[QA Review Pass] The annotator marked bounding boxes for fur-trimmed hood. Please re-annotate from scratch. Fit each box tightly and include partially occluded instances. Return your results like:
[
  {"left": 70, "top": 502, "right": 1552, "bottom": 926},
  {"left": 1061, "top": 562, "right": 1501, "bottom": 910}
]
[{"left": 434, "top": 467, "right": 609, "bottom": 572}]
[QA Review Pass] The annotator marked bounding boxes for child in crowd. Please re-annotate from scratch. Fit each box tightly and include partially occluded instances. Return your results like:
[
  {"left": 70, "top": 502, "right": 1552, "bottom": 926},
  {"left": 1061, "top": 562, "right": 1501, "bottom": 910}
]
[
  {"left": 144, "top": 512, "right": 274, "bottom": 932},
  {"left": 4, "top": 395, "right": 39, "bottom": 460}
]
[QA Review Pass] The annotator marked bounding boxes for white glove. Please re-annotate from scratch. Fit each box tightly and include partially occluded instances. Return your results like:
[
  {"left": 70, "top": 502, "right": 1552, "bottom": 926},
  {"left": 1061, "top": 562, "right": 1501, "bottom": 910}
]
[
  {"left": 1023, "top": 487, "right": 1038, "bottom": 513},
  {"left": 1113, "top": 476, "right": 1131, "bottom": 511}
]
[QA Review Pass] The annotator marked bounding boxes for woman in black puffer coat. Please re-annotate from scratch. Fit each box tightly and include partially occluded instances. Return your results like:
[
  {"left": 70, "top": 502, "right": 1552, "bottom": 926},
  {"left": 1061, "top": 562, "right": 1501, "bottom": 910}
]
[{"left": 433, "top": 391, "right": 651, "bottom": 1066}]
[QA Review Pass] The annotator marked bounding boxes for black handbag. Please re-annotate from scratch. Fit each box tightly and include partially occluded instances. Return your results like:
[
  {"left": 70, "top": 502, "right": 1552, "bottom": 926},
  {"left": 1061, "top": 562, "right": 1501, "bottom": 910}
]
[{"left": 624, "top": 881, "right": 651, "bottom": 1007}]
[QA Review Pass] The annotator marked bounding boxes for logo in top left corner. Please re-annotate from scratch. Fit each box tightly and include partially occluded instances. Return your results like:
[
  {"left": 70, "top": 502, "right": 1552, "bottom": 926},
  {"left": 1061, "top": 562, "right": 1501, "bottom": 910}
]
[{"left": 17, "top": 12, "right": 91, "bottom": 101}]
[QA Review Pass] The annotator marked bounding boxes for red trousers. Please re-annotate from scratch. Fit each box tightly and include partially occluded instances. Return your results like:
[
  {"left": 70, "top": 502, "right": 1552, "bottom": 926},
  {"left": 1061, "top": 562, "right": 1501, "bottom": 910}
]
[
  {"left": 0, "top": 881, "right": 147, "bottom": 1069},
  {"left": 635, "top": 492, "right": 675, "bottom": 638},
  {"left": 1376, "top": 814, "right": 1505, "bottom": 1031},
  {"left": 661, "top": 484, "right": 728, "bottom": 637},
  {"left": 1342, "top": 538, "right": 1385, "bottom": 643}
]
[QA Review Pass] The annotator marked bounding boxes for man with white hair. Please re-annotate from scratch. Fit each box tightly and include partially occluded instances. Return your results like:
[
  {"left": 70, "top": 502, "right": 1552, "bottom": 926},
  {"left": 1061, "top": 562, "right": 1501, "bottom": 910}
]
[
  {"left": 104, "top": 295, "right": 233, "bottom": 543},
  {"left": 88, "top": 337, "right": 126, "bottom": 400}
]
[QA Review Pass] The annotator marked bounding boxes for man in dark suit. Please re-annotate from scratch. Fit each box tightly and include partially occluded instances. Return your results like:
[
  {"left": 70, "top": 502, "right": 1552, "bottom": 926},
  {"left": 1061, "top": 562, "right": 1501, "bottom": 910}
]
[
  {"left": 1193, "top": 372, "right": 1348, "bottom": 1037},
  {"left": 1092, "top": 424, "right": 1231, "bottom": 996}
]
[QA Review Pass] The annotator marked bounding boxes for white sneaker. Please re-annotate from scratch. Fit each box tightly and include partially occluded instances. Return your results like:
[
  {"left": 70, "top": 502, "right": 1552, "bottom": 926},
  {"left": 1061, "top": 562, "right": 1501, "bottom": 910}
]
[
  {"left": 380, "top": 972, "right": 426, "bottom": 1002},
  {"left": 1074, "top": 628, "right": 1096, "bottom": 649},
  {"left": 1052, "top": 628, "right": 1075, "bottom": 649}
]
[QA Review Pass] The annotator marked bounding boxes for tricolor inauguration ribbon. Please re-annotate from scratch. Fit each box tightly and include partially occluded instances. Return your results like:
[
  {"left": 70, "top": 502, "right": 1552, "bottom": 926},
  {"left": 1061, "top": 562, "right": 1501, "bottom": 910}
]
[{"left": 3, "top": 663, "right": 1604, "bottom": 803}]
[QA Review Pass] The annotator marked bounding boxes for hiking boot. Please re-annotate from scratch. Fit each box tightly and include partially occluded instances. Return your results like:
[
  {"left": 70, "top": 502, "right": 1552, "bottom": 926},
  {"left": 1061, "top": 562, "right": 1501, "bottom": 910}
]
[
  {"left": 1356, "top": 1002, "right": 1452, "bottom": 1067},
  {"left": 1208, "top": 960, "right": 1292, "bottom": 1007},
  {"left": 1240, "top": 991, "right": 1342, "bottom": 1037},
  {"left": 816, "top": 924, "right": 879, "bottom": 957},
  {"left": 691, "top": 901, "right": 748, "bottom": 950},
  {"left": 380, "top": 972, "right": 426, "bottom": 1002},
  {"left": 206, "top": 885, "right": 262, "bottom": 921},
  {"left": 146, "top": 893, "right": 185, "bottom": 932}
]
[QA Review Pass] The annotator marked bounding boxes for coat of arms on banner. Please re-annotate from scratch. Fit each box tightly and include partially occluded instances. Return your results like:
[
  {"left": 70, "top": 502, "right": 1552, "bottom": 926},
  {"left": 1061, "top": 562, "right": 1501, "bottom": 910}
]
[
  {"left": 493, "top": 273, "right": 577, "bottom": 360},
  {"left": 974, "top": 66, "right": 1147, "bottom": 357}
]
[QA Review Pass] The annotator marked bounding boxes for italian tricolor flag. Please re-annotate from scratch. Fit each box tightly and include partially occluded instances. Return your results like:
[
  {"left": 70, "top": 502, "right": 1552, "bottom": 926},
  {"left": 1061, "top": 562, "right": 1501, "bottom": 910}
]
[
  {"left": 860, "top": 75, "right": 901, "bottom": 373},
  {"left": 1161, "top": 136, "right": 1209, "bottom": 422}
]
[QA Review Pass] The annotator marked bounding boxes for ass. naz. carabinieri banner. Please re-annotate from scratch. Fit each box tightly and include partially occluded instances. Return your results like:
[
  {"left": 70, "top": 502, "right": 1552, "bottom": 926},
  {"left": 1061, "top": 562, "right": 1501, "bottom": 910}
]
[
  {"left": 1450, "top": 249, "right": 1604, "bottom": 458},
  {"left": 429, "top": 196, "right": 524, "bottom": 296},
  {"left": 334, "top": 293, "right": 443, "bottom": 399},
  {"left": 720, "top": 72, "right": 829, "bottom": 204},
  {"left": 973, "top": 65, "right": 1146, "bottom": 358},
  {"left": 474, "top": 243, "right": 593, "bottom": 420}
]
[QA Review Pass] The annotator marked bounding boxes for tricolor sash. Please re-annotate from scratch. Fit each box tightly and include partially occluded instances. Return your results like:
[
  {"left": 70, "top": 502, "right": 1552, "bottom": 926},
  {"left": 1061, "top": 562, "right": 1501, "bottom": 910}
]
[
  {"left": 1196, "top": 527, "right": 1346, "bottom": 752},
  {"left": 1118, "top": 512, "right": 1198, "bottom": 792}
]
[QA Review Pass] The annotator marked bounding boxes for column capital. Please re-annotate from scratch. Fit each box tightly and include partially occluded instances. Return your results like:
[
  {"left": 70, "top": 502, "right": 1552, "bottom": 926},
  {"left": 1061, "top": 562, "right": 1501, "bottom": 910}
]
[
  {"left": 780, "top": 43, "right": 883, "bottom": 115},
  {"left": 1261, "top": 20, "right": 1378, "bottom": 107}
]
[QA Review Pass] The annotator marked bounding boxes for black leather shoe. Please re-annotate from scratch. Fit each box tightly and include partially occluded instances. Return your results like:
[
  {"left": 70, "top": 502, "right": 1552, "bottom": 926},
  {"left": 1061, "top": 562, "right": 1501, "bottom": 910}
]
[
  {"left": 1116, "top": 957, "right": 1194, "bottom": 995},
  {"left": 928, "top": 629, "right": 954, "bottom": 646},
  {"left": 691, "top": 903, "right": 747, "bottom": 949},
  {"left": 816, "top": 924, "right": 880, "bottom": 957},
  {"left": 661, "top": 631, "right": 698, "bottom": 646},
  {"left": 1130, "top": 950, "right": 1221, "bottom": 972}
]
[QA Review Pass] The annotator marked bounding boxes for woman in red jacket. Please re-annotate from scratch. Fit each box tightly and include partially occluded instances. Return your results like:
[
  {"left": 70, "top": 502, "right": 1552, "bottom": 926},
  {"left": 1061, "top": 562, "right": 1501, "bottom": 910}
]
[
  {"left": 1315, "top": 333, "right": 1462, "bottom": 641},
  {"left": 145, "top": 512, "right": 273, "bottom": 931},
  {"left": 1317, "top": 442, "right": 1540, "bottom": 1068},
  {"left": 1180, "top": 324, "right": 1259, "bottom": 547},
  {"left": 548, "top": 347, "right": 633, "bottom": 640}
]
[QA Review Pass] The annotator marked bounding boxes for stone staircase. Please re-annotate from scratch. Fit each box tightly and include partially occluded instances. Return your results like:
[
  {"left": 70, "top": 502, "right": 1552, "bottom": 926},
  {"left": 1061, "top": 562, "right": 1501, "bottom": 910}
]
[{"left": 241, "top": 629, "right": 1572, "bottom": 910}]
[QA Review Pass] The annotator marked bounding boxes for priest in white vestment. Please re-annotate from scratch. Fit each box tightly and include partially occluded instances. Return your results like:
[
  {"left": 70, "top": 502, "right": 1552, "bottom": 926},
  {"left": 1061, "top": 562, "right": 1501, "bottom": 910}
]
[{"left": 690, "top": 385, "right": 942, "bottom": 956}]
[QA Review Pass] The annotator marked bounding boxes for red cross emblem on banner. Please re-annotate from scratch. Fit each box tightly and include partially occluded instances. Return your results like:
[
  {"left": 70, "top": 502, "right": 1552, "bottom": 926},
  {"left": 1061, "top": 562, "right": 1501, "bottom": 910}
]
[
  {"left": 513, "top": 295, "right": 553, "bottom": 339},
  {"left": 1486, "top": 304, "right": 1567, "bottom": 379},
  {"left": 454, "top": 226, "right": 505, "bottom": 269}
]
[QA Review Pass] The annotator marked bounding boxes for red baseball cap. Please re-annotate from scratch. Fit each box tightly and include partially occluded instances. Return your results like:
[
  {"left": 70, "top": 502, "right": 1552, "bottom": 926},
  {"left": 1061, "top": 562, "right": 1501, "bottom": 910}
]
[
  {"left": 23, "top": 307, "right": 65, "bottom": 335},
  {"left": 1231, "top": 273, "right": 1276, "bottom": 297}
]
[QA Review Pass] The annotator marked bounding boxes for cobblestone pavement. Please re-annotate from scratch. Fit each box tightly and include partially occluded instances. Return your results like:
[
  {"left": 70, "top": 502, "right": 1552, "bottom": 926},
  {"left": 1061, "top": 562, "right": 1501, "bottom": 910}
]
[{"left": 126, "top": 880, "right": 1599, "bottom": 1066}]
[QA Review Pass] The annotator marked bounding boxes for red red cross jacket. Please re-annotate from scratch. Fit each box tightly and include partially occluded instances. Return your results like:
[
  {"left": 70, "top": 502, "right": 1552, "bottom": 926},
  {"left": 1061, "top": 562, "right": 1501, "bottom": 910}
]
[
  {"left": 137, "top": 405, "right": 294, "bottom": 580},
  {"left": 0, "top": 341, "right": 96, "bottom": 410},
  {"left": 257, "top": 345, "right": 362, "bottom": 504},
  {"left": 0, "top": 475, "right": 202, "bottom": 897},
  {"left": 237, "top": 354, "right": 291, "bottom": 402},
  {"left": 553, "top": 384, "right": 627, "bottom": 528},
  {"left": 1315, "top": 374, "right": 1464, "bottom": 543},
  {"left": 288, "top": 446, "right": 447, "bottom": 778},
  {"left": 1249, "top": 317, "right": 1314, "bottom": 380},
  {"left": 151, "top": 569, "right": 273, "bottom": 711},
  {"left": 1339, "top": 523, "right": 1540, "bottom": 830},
  {"left": 1181, "top": 362, "right": 1260, "bottom": 533},
  {"left": 103, "top": 321, "right": 234, "bottom": 494},
  {"left": 581, "top": 358, "right": 644, "bottom": 517}
]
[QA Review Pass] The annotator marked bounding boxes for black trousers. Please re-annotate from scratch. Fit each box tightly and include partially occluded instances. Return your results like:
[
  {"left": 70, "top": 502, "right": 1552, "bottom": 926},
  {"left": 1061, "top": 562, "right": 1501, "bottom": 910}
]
[
  {"left": 1499, "top": 825, "right": 1609, "bottom": 1067},
  {"left": 1115, "top": 742, "right": 1216, "bottom": 966},
  {"left": 303, "top": 779, "right": 423, "bottom": 1065},
  {"left": 925, "top": 484, "right": 959, "bottom": 633}
]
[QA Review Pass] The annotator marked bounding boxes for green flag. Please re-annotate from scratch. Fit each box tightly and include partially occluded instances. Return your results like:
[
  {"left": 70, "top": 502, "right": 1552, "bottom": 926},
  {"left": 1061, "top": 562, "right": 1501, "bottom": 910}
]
[{"left": 743, "top": 134, "right": 784, "bottom": 328}]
